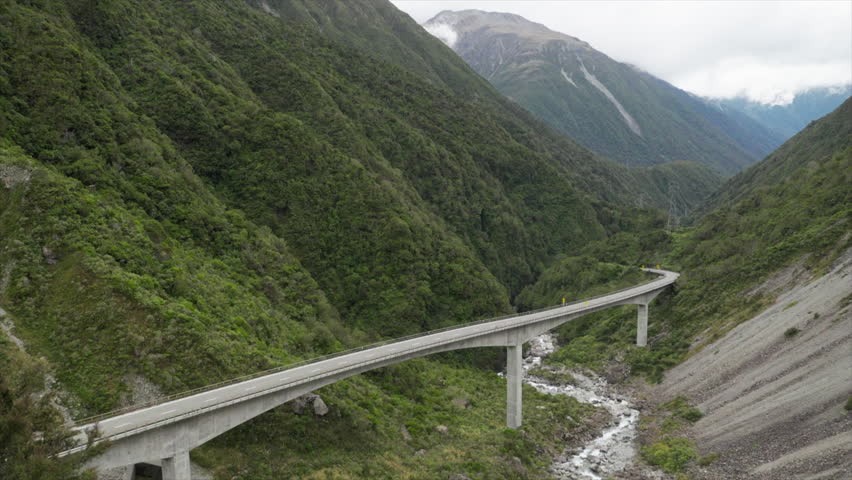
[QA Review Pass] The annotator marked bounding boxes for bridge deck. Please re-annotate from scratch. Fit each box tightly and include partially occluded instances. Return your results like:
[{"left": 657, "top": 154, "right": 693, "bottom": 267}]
[{"left": 65, "top": 268, "right": 677, "bottom": 452}]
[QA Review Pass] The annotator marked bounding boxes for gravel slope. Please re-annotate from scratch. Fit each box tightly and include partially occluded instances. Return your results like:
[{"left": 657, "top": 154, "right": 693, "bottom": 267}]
[{"left": 657, "top": 249, "right": 852, "bottom": 479}]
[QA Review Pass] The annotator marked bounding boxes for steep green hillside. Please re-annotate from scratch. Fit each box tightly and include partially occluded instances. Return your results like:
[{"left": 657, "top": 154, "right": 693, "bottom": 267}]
[
  {"left": 522, "top": 98, "right": 851, "bottom": 380},
  {"left": 0, "top": 0, "right": 702, "bottom": 478},
  {"left": 424, "top": 10, "right": 783, "bottom": 175},
  {"left": 0, "top": 324, "right": 95, "bottom": 480},
  {"left": 244, "top": 0, "right": 722, "bottom": 216}
]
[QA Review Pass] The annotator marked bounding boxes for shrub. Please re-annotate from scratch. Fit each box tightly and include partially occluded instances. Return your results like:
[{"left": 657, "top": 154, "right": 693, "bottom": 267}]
[
  {"left": 662, "top": 396, "right": 703, "bottom": 422},
  {"left": 641, "top": 436, "right": 697, "bottom": 473},
  {"left": 784, "top": 327, "right": 801, "bottom": 338}
]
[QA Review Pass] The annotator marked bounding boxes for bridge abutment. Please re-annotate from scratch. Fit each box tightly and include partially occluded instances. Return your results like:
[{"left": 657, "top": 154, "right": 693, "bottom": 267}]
[{"left": 506, "top": 344, "right": 523, "bottom": 428}]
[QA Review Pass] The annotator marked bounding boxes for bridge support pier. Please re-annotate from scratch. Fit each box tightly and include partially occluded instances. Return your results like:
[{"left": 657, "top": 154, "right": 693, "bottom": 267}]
[
  {"left": 506, "top": 344, "right": 523, "bottom": 428},
  {"left": 162, "top": 451, "right": 191, "bottom": 480},
  {"left": 637, "top": 303, "right": 648, "bottom": 347},
  {"left": 120, "top": 465, "right": 134, "bottom": 480}
]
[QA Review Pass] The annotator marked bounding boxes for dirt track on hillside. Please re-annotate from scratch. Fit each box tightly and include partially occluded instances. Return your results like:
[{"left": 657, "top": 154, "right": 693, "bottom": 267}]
[{"left": 656, "top": 249, "right": 852, "bottom": 479}]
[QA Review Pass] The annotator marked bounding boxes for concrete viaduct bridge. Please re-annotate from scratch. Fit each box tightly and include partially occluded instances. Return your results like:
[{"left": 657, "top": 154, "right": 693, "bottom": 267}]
[{"left": 60, "top": 268, "right": 678, "bottom": 479}]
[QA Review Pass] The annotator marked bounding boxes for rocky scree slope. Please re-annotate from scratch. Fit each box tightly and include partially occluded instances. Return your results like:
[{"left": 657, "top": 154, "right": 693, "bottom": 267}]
[
  {"left": 657, "top": 250, "right": 852, "bottom": 479},
  {"left": 646, "top": 96, "right": 852, "bottom": 479}
]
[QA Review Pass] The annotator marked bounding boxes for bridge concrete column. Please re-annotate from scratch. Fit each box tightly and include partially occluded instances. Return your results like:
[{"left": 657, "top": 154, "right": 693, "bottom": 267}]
[
  {"left": 637, "top": 303, "right": 648, "bottom": 347},
  {"left": 162, "top": 451, "right": 191, "bottom": 480},
  {"left": 121, "top": 465, "right": 135, "bottom": 480},
  {"left": 506, "top": 344, "right": 523, "bottom": 428}
]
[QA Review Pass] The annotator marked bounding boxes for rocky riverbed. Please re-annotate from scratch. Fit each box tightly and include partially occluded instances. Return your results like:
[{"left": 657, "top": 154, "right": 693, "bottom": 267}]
[{"left": 521, "top": 334, "right": 641, "bottom": 480}]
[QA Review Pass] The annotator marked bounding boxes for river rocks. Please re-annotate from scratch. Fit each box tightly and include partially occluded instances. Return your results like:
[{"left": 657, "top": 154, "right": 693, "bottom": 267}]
[
  {"left": 521, "top": 333, "right": 641, "bottom": 480},
  {"left": 291, "top": 393, "right": 329, "bottom": 416},
  {"left": 414, "top": 449, "right": 427, "bottom": 456},
  {"left": 400, "top": 424, "right": 412, "bottom": 441},
  {"left": 435, "top": 425, "right": 449, "bottom": 435},
  {"left": 527, "top": 334, "right": 556, "bottom": 357},
  {"left": 451, "top": 397, "right": 471, "bottom": 409},
  {"left": 447, "top": 475, "right": 470, "bottom": 480}
]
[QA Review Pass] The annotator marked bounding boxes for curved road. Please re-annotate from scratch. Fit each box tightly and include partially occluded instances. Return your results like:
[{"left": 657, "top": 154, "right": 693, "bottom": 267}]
[{"left": 64, "top": 268, "right": 678, "bottom": 458}]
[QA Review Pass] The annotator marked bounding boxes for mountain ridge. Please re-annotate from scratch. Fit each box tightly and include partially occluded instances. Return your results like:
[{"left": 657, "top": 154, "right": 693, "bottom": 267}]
[
  {"left": 424, "top": 9, "right": 785, "bottom": 175},
  {"left": 707, "top": 85, "right": 851, "bottom": 140}
]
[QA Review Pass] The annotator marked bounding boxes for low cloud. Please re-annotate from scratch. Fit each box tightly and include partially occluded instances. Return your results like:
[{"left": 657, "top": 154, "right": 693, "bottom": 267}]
[
  {"left": 391, "top": 1, "right": 852, "bottom": 104},
  {"left": 423, "top": 22, "right": 458, "bottom": 48}
]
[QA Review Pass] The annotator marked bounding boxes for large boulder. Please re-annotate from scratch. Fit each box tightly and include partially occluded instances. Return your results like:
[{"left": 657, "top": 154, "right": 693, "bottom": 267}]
[
  {"left": 312, "top": 395, "right": 329, "bottom": 416},
  {"left": 291, "top": 393, "right": 329, "bottom": 416}
]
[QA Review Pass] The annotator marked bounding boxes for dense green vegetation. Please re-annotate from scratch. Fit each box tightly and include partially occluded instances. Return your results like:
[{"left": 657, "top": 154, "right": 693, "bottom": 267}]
[
  {"left": 0, "top": 0, "right": 712, "bottom": 477},
  {"left": 640, "top": 436, "right": 696, "bottom": 474},
  {"left": 0, "top": 328, "right": 97, "bottom": 480},
  {"left": 196, "top": 357, "right": 596, "bottom": 479},
  {"left": 0, "top": 0, "right": 847, "bottom": 477}
]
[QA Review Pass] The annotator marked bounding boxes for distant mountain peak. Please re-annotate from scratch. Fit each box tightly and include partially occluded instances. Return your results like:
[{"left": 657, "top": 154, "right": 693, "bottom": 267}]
[
  {"left": 705, "top": 85, "right": 851, "bottom": 140},
  {"left": 422, "top": 9, "right": 783, "bottom": 174},
  {"left": 424, "top": 9, "right": 591, "bottom": 51}
]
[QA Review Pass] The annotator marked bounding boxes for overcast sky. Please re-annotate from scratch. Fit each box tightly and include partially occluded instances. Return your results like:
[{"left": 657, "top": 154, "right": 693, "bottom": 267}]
[{"left": 390, "top": 1, "right": 852, "bottom": 105}]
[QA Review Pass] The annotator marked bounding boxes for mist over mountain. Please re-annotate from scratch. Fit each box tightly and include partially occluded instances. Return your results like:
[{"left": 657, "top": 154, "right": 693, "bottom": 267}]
[
  {"left": 708, "top": 85, "right": 851, "bottom": 140},
  {"left": 424, "top": 10, "right": 785, "bottom": 175}
]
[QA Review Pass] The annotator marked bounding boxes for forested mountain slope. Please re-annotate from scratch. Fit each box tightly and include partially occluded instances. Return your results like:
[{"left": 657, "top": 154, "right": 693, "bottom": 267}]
[
  {"left": 0, "top": 0, "right": 721, "bottom": 478},
  {"left": 424, "top": 10, "right": 784, "bottom": 175},
  {"left": 520, "top": 97, "right": 851, "bottom": 386},
  {"left": 511, "top": 96, "right": 850, "bottom": 479}
]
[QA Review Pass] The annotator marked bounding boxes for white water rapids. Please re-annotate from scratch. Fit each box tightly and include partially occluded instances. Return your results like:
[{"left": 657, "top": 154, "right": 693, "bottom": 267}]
[{"left": 521, "top": 334, "right": 640, "bottom": 479}]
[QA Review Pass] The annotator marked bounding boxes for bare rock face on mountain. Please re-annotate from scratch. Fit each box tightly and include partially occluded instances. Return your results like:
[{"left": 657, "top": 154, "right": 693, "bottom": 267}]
[{"left": 424, "top": 10, "right": 783, "bottom": 175}]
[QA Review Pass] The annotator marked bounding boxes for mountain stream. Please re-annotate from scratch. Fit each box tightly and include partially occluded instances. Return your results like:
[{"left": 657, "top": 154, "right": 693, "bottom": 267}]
[{"left": 521, "top": 334, "right": 639, "bottom": 479}]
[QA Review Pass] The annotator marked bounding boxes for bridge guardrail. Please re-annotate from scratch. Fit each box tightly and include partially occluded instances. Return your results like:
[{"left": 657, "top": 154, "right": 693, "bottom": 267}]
[{"left": 72, "top": 269, "right": 671, "bottom": 428}]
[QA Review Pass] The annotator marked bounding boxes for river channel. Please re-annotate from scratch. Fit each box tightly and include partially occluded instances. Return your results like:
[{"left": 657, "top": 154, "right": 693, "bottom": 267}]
[{"left": 521, "top": 333, "right": 640, "bottom": 480}]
